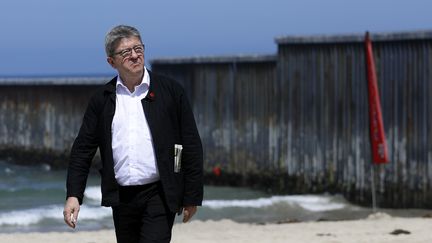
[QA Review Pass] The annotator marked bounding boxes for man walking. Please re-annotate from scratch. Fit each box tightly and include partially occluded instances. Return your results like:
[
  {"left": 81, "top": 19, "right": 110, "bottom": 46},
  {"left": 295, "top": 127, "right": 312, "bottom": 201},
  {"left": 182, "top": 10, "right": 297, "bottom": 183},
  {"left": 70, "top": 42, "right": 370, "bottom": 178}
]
[{"left": 63, "top": 25, "right": 203, "bottom": 243}]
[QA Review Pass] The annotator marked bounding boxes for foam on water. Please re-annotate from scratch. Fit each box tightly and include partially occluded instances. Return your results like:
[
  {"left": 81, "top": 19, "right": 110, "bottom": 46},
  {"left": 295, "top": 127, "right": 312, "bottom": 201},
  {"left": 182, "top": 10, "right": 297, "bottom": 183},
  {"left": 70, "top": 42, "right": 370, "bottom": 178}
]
[
  {"left": 203, "top": 195, "right": 346, "bottom": 212},
  {"left": 0, "top": 204, "right": 111, "bottom": 226},
  {"left": 87, "top": 186, "right": 346, "bottom": 212}
]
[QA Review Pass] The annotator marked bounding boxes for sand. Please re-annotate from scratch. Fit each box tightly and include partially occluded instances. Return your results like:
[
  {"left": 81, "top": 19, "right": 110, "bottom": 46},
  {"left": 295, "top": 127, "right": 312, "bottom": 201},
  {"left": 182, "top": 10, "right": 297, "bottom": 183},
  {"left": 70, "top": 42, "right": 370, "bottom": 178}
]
[{"left": 1, "top": 213, "right": 431, "bottom": 243}]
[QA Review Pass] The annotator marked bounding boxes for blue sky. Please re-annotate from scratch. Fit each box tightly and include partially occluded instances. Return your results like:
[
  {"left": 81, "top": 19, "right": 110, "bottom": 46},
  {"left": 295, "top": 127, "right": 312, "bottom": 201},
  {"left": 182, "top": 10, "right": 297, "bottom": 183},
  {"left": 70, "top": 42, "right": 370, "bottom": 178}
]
[{"left": 1, "top": 0, "right": 431, "bottom": 76}]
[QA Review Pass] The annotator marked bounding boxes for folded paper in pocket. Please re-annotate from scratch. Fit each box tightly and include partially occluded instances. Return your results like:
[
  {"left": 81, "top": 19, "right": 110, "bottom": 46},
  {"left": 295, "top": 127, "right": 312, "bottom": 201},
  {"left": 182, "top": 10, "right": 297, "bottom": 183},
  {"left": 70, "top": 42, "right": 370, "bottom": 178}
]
[{"left": 174, "top": 144, "right": 183, "bottom": 173}]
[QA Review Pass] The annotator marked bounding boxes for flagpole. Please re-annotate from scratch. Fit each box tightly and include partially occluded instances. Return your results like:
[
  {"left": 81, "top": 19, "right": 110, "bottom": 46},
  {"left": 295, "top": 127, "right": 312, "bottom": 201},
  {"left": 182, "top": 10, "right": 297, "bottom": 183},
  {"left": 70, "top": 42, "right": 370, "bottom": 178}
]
[{"left": 371, "top": 164, "right": 377, "bottom": 213}]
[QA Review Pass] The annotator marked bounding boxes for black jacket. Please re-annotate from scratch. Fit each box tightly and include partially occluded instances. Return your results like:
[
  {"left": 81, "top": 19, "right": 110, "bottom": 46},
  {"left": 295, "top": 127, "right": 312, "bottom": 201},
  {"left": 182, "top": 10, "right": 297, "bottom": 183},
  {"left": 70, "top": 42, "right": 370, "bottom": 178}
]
[{"left": 66, "top": 71, "right": 203, "bottom": 212}]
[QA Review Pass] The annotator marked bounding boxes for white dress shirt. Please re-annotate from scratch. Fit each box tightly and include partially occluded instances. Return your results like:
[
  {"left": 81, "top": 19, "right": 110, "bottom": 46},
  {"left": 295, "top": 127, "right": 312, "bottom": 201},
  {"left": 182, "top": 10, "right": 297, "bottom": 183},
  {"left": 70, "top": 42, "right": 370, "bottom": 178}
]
[{"left": 111, "top": 67, "right": 160, "bottom": 186}]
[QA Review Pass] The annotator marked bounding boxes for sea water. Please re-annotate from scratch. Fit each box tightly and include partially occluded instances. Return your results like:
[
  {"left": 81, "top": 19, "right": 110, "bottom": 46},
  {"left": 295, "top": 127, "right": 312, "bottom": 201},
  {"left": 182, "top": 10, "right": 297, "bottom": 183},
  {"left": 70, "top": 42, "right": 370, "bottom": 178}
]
[{"left": 0, "top": 160, "right": 431, "bottom": 233}]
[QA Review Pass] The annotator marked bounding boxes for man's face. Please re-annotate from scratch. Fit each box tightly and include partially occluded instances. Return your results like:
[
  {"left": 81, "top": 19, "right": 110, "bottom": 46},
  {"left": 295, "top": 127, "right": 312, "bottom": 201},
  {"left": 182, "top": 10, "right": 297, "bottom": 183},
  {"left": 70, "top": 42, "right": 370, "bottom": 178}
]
[{"left": 107, "top": 36, "right": 145, "bottom": 77}]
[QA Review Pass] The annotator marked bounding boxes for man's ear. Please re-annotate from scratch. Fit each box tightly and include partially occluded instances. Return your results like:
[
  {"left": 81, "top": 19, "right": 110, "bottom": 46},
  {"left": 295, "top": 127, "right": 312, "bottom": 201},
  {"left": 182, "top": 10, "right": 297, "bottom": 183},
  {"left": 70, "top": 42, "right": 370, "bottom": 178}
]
[{"left": 107, "top": 57, "right": 115, "bottom": 68}]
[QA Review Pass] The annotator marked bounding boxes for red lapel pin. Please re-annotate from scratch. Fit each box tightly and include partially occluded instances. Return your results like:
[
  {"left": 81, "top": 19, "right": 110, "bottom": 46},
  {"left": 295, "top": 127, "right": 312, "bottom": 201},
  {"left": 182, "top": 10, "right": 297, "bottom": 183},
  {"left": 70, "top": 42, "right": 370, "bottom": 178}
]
[{"left": 149, "top": 92, "right": 155, "bottom": 99}]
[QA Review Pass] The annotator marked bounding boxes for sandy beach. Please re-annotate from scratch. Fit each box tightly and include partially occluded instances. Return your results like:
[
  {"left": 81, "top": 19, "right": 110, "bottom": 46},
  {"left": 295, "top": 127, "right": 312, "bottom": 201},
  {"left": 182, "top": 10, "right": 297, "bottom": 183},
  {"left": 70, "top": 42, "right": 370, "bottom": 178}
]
[{"left": 0, "top": 213, "right": 431, "bottom": 243}]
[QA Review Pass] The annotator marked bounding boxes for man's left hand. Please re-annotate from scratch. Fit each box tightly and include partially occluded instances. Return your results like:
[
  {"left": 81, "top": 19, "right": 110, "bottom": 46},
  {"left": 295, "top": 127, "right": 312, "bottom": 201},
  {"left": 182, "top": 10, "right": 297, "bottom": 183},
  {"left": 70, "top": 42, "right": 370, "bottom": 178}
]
[{"left": 180, "top": 206, "right": 197, "bottom": 223}]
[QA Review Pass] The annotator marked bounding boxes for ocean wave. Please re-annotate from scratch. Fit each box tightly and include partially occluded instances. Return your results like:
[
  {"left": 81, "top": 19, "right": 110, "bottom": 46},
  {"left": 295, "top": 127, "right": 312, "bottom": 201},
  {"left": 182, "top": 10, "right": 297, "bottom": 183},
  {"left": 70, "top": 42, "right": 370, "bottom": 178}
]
[
  {"left": 203, "top": 195, "right": 346, "bottom": 212},
  {"left": 0, "top": 204, "right": 111, "bottom": 226},
  {"left": 86, "top": 186, "right": 345, "bottom": 212}
]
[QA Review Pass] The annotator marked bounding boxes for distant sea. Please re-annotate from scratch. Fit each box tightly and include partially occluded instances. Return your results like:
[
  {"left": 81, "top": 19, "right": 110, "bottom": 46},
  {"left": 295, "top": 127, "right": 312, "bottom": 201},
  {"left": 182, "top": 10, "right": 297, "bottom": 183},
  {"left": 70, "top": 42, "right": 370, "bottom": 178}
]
[{"left": 1, "top": 160, "right": 431, "bottom": 233}]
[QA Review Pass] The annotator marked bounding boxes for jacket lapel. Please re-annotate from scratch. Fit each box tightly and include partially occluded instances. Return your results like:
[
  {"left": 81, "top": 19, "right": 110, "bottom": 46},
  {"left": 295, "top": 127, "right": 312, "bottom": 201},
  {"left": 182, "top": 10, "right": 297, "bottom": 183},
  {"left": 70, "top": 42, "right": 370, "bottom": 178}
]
[{"left": 103, "top": 77, "right": 117, "bottom": 148}]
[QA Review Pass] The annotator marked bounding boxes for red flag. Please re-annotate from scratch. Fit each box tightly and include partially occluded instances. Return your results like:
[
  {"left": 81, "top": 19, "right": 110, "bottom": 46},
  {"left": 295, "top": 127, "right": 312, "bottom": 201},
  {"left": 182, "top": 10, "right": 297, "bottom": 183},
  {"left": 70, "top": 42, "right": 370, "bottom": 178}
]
[{"left": 365, "top": 32, "right": 389, "bottom": 164}]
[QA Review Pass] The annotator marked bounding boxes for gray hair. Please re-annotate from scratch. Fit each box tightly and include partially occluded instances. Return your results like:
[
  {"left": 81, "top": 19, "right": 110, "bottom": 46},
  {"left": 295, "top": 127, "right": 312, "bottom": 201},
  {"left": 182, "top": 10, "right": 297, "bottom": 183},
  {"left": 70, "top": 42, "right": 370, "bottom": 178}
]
[{"left": 105, "top": 25, "right": 142, "bottom": 57}]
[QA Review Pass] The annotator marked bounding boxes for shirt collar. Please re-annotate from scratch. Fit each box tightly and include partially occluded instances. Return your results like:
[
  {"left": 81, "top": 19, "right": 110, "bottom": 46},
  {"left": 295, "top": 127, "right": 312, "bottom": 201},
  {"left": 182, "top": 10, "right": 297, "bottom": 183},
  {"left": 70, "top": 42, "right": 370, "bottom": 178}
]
[{"left": 116, "top": 67, "right": 150, "bottom": 93}]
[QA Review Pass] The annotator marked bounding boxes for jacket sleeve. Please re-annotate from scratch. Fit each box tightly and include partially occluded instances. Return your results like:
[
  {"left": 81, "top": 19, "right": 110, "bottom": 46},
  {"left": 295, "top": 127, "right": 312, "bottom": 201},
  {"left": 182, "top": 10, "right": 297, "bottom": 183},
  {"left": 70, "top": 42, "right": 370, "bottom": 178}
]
[
  {"left": 66, "top": 95, "right": 100, "bottom": 204},
  {"left": 178, "top": 89, "right": 204, "bottom": 206}
]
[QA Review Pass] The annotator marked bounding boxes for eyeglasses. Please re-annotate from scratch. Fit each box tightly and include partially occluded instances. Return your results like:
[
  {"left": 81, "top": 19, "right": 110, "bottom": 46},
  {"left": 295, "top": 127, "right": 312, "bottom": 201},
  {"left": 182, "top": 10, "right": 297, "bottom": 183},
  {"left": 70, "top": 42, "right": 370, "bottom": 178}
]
[{"left": 113, "top": 44, "right": 145, "bottom": 58}]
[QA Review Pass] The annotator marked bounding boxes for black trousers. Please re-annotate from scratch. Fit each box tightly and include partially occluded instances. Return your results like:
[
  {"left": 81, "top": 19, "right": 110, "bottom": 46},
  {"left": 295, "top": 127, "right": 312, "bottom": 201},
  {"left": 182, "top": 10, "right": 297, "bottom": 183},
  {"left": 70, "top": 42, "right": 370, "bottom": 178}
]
[{"left": 112, "top": 181, "right": 176, "bottom": 243}]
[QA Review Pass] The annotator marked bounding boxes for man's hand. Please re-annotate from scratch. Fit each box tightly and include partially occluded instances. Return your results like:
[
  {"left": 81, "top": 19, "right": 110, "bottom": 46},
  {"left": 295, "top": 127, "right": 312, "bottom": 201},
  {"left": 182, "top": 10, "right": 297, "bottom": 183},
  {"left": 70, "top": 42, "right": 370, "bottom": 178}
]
[
  {"left": 63, "top": 197, "right": 80, "bottom": 228},
  {"left": 178, "top": 206, "right": 197, "bottom": 223}
]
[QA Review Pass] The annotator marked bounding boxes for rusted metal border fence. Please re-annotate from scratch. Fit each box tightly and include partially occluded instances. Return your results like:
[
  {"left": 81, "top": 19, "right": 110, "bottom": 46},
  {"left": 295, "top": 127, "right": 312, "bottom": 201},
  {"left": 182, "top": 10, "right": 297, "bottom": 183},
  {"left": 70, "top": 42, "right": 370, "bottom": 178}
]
[
  {"left": 0, "top": 78, "right": 107, "bottom": 166},
  {"left": 152, "top": 31, "right": 432, "bottom": 207},
  {"left": 151, "top": 56, "right": 280, "bottom": 186},
  {"left": 1, "top": 31, "right": 431, "bottom": 207}
]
